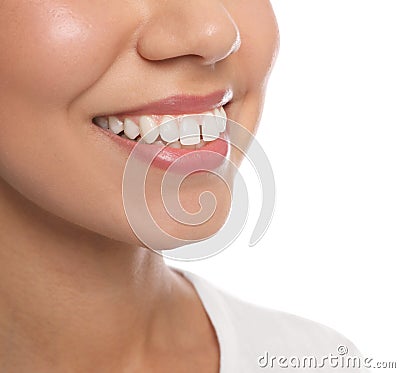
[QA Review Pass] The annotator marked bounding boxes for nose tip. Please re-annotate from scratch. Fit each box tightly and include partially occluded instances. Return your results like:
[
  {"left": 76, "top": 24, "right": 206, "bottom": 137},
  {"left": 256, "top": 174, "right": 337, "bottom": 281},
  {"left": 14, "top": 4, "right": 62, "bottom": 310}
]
[
  {"left": 137, "top": 2, "right": 241, "bottom": 65},
  {"left": 199, "top": 16, "right": 242, "bottom": 65}
]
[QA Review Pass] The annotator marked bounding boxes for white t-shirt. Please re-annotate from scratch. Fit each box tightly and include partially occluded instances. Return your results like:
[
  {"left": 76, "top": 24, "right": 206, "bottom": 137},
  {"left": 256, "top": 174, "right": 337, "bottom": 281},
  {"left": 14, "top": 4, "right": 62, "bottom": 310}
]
[{"left": 175, "top": 268, "right": 370, "bottom": 373}]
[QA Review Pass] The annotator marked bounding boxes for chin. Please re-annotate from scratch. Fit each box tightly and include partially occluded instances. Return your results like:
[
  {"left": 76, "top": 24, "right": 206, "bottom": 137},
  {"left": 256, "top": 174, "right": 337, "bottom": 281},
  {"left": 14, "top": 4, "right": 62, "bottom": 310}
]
[{"left": 119, "top": 171, "right": 233, "bottom": 251}]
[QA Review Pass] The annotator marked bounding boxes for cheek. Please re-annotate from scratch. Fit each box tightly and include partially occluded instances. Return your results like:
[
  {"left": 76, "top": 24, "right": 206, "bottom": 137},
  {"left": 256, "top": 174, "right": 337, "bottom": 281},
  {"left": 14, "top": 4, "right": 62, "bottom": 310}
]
[
  {"left": 232, "top": 0, "right": 279, "bottom": 90},
  {"left": 0, "top": 1, "right": 138, "bottom": 242},
  {"left": 0, "top": 1, "right": 132, "bottom": 108}
]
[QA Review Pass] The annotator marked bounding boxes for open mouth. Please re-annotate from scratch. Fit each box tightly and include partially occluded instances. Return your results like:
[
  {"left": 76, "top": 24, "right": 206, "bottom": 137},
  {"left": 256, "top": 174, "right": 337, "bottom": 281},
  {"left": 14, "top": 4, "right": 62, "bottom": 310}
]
[{"left": 92, "top": 106, "right": 227, "bottom": 150}]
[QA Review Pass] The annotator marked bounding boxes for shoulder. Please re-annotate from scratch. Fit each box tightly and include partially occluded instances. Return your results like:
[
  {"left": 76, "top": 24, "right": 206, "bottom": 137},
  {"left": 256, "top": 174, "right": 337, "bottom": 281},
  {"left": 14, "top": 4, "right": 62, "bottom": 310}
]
[{"left": 177, "top": 268, "right": 369, "bottom": 373}]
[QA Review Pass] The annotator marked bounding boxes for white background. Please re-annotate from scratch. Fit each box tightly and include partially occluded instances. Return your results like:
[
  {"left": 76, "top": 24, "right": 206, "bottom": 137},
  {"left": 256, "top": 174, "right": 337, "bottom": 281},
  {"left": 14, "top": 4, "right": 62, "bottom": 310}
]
[{"left": 167, "top": 0, "right": 399, "bottom": 367}]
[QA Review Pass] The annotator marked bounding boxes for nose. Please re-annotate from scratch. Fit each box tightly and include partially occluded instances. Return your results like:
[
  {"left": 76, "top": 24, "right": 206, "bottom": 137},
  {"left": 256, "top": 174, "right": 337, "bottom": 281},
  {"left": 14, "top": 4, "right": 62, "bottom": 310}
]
[{"left": 137, "top": 0, "right": 241, "bottom": 65}]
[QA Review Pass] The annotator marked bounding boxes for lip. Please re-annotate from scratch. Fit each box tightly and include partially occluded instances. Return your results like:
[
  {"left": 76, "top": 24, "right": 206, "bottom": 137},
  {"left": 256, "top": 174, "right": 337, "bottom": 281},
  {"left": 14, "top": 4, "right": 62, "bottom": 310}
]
[
  {"left": 93, "top": 89, "right": 233, "bottom": 118},
  {"left": 100, "top": 127, "right": 229, "bottom": 173},
  {"left": 91, "top": 90, "right": 232, "bottom": 173}
]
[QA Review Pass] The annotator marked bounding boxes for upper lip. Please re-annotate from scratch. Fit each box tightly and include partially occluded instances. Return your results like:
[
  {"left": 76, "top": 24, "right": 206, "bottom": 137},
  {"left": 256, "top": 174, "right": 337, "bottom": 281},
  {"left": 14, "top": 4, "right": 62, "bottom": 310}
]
[{"left": 94, "top": 89, "right": 233, "bottom": 118}]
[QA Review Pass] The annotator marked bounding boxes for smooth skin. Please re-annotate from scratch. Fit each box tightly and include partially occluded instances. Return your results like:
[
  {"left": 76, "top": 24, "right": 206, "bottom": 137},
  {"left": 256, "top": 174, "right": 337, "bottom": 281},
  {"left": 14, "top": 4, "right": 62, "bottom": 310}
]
[{"left": 0, "top": 1, "right": 279, "bottom": 372}]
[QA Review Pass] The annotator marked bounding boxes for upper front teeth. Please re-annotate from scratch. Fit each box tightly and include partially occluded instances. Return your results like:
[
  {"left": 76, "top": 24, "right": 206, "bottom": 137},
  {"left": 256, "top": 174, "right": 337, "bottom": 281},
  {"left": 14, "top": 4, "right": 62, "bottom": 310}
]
[
  {"left": 202, "top": 112, "right": 220, "bottom": 142},
  {"left": 93, "top": 107, "right": 227, "bottom": 145},
  {"left": 139, "top": 116, "right": 159, "bottom": 144},
  {"left": 180, "top": 117, "right": 200, "bottom": 145},
  {"left": 159, "top": 116, "right": 180, "bottom": 143}
]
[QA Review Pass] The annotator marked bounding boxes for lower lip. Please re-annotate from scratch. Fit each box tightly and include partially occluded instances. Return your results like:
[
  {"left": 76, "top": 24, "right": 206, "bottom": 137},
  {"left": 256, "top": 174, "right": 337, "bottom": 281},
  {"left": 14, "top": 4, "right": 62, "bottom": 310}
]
[{"left": 95, "top": 124, "right": 229, "bottom": 173}]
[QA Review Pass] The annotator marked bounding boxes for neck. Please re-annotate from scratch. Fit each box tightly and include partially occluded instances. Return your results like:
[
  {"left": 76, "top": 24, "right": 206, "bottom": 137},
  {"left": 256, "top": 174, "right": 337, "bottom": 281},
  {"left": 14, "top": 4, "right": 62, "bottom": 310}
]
[{"left": 0, "top": 178, "right": 200, "bottom": 372}]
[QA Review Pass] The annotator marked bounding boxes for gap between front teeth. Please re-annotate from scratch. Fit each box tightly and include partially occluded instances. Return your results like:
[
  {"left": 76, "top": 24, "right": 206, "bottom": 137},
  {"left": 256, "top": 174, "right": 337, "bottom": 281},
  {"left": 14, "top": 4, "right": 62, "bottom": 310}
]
[{"left": 93, "top": 107, "right": 227, "bottom": 147}]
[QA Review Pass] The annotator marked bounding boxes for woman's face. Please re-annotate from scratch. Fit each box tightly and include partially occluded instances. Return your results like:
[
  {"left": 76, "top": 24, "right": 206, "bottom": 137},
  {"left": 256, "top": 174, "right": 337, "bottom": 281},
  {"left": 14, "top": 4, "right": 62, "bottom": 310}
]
[{"left": 0, "top": 0, "right": 279, "bottom": 248}]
